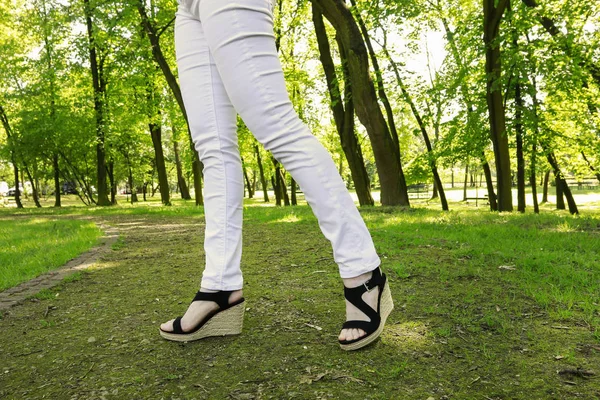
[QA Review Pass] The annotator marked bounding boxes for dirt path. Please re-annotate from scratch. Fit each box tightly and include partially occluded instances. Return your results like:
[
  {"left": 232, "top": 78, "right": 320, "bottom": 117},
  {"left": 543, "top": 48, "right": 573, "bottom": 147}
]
[{"left": 0, "top": 222, "right": 119, "bottom": 311}]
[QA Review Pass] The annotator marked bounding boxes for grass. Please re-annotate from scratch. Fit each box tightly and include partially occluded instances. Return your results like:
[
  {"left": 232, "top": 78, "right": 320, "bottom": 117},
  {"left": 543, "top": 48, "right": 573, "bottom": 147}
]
[
  {"left": 0, "top": 198, "right": 599, "bottom": 398},
  {"left": 0, "top": 217, "right": 102, "bottom": 290}
]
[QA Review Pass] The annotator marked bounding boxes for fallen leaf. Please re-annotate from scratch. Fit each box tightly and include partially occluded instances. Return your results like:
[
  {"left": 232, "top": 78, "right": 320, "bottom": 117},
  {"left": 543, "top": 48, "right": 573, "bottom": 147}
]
[
  {"left": 305, "top": 323, "right": 322, "bottom": 331},
  {"left": 554, "top": 355, "right": 565, "bottom": 360},
  {"left": 299, "top": 372, "right": 328, "bottom": 385}
]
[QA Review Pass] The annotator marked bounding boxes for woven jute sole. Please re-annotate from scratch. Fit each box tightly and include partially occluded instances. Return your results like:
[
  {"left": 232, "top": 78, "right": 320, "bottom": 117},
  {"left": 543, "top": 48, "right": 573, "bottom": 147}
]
[
  {"left": 339, "top": 280, "right": 394, "bottom": 351},
  {"left": 159, "top": 301, "right": 245, "bottom": 342}
]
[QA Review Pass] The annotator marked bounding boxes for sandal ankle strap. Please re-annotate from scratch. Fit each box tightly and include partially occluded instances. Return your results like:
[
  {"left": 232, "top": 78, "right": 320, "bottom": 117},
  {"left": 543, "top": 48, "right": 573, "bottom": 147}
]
[
  {"left": 192, "top": 290, "right": 236, "bottom": 309},
  {"left": 344, "top": 267, "right": 383, "bottom": 296}
]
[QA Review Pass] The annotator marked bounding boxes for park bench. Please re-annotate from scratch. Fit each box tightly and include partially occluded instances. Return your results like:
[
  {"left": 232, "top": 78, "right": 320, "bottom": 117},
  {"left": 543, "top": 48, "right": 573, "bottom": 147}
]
[
  {"left": 576, "top": 181, "right": 599, "bottom": 190},
  {"left": 464, "top": 193, "right": 489, "bottom": 206},
  {"left": 407, "top": 183, "right": 429, "bottom": 199}
]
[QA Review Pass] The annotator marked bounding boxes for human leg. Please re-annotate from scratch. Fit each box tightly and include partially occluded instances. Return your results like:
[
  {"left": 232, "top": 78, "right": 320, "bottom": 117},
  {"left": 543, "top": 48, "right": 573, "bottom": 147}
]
[
  {"left": 160, "top": 4, "right": 243, "bottom": 335},
  {"left": 196, "top": 0, "right": 390, "bottom": 347}
]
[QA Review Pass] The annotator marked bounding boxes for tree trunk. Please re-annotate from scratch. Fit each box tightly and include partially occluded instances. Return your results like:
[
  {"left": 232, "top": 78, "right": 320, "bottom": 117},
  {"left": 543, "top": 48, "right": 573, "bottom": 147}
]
[
  {"left": 0, "top": 104, "right": 24, "bottom": 208},
  {"left": 349, "top": 0, "right": 401, "bottom": 161},
  {"left": 515, "top": 81, "right": 526, "bottom": 213},
  {"left": 271, "top": 175, "right": 281, "bottom": 206},
  {"left": 546, "top": 150, "right": 578, "bottom": 214},
  {"left": 281, "top": 170, "right": 290, "bottom": 206},
  {"left": 173, "top": 138, "right": 191, "bottom": 199},
  {"left": 137, "top": 1, "right": 203, "bottom": 205},
  {"left": 53, "top": 153, "right": 61, "bottom": 207},
  {"left": 439, "top": 14, "right": 498, "bottom": 211},
  {"left": 83, "top": 0, "right": 110, "bottom": 206},
  {"left": 242, "top": 158, "right": 254, "bottom": 199},
  {"left": 377, "top": 28, "right": 447, "bottom": 209},
  {"left": 312, "top": 5, "right": 373, "bottom": 206},
  {"left": 254, "top": 144, "right": 269, "bottom": 202},
  {"left": 312, "top": 0, "right": 409, "bottom": 206},
  {"left": 13, "top": 164, "right": 23, "bottom": 208},
  {"left": 542, "top": 170, "right": 550, "bottom": 203},
  {"left": 108, "top": 160, "right": 117, "bottom": 205},
  {"left": 431, "top": 181, "right": 439, "bottom": 200},
  {"left": 384, "top": 45, "right": 448, "bottom": 210},
  {"left": 24, "top": 165, "right": 42, "bottom": 208},
  {"left": 128, "top": 165, "right": 138, "bottom": 204},
  {"left": 481, "top": 155, "right": 498, "bottom": 211},
  {"left": 463, "top": 163, "right": 469, "bottom": 201},
  {"left": 149, "top": 122, "right": 171, "bottom": 205},
  {"left": 483, "top": 0, "right": 512, "bottom": 212},
  {"left": 291, "top": 178, "right": 297, "bottom": 205},
  {"left": 581, "top": 152, "right": 600, "bottom": 183},
  {"left": 529, "top": 166, "right": 539, "bottom": 214},
  {"left": 555, "top": 173, "right": 565, "bottom": 210}
]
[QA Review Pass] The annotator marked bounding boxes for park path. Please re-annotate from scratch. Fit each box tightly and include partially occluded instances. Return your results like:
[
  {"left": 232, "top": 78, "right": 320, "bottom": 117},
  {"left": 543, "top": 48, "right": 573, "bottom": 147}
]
[{"left": 0, "top": 221, "right": 119, "bottom": 310}]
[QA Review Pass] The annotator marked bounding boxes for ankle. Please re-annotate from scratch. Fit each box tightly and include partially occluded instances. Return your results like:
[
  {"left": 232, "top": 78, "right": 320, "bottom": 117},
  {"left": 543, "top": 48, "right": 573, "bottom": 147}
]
[{"left": 342, "top": 270, "right": 373, "bottom": 288}]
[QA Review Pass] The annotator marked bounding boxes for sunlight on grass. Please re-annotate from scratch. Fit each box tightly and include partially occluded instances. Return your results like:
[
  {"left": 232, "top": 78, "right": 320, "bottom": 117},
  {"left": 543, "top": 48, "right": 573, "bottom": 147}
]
[
  {"left": 272, "top": 213, "right": 302, "bottom": 223},
  {"left": 382, "top": 320, "right": 432, "bottom": 349},
  {"left": 0, "top": 218, "right": 102, "bottom": 290}
]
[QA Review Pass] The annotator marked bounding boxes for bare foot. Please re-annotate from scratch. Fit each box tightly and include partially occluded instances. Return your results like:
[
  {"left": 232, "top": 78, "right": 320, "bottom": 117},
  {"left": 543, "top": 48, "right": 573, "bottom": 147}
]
[
  {"left": 160, "top": 289, "right": 243, "bottom": 333},
  {"left": 338, "top": 270, "right": 379, "bottom": 342}
]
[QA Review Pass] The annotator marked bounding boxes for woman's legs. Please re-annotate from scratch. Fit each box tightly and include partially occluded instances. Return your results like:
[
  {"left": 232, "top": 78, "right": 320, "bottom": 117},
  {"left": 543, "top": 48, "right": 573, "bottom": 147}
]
[
  {"left": 166, "top": 0, "right": 383, "bottom": 341},
  {"left": 197, "top": 0, "right": 382, "bottom": 341}
]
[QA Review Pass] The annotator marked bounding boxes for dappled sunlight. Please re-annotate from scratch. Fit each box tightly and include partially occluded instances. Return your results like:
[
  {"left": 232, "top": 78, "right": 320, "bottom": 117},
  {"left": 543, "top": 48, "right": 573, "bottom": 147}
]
[
  {"left": 381, "top": 320, "right": 433, "bottom": 350},
  {"left": 271, "top": 213, "right": 303, "bottom": 224},
  {"left": 22, "top": 217, "right": 53, "bottom": 225},
  {"left": 553, "top": 221, "right": 578, "bottom": 233},
  {"left": 86, "top": 260, "right": 120, "bottom": 271}
]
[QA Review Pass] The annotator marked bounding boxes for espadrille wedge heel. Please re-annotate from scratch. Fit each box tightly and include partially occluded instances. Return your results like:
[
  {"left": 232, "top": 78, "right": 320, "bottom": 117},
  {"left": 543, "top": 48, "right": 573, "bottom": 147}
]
[
  {"left": 339, "top": 267, "right": 394, "bottom": 351},
  {"left": 159, "top": 290, "right": 245, "bottom": 342}
]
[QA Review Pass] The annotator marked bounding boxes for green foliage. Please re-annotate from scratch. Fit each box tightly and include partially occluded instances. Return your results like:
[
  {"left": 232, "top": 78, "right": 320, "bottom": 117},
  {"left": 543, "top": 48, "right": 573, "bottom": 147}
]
[
  {"left": 0, "top": 217, "right": 101, "bottom": 290},
  {"left": 0, "top": 0, "right": 598, "bottom": 211}
]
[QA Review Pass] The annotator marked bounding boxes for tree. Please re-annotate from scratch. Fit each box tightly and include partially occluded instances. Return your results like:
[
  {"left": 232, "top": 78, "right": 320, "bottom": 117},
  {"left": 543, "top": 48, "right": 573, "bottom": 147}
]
[
  {"left": 82, "top": 0, "right": 111, "bottom": 206},
  {"left": 312, "top": 0, "right": 410, "bottom": 206},
  {"left": 312, "top": 4, "right": 374, "bottom": 206},
  {"left": 483, "top": 0, "right": 513, "bottom": 212}
]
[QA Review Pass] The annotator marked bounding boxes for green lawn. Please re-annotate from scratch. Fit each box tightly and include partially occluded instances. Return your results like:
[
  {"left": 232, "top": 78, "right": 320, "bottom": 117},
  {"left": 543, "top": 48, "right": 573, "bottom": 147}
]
[
  {"left": 0, "top": 200, "right": 599, "bottom": 398},
  {"left": 0, "top": 217, "right": 102, "bottom": 290}
]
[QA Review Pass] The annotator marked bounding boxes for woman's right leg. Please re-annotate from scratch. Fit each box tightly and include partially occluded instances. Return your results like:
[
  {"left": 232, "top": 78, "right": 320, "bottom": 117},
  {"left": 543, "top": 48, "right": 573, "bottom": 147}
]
[{"left": 160, "top": 4, "right": 243, "bottom": 333}]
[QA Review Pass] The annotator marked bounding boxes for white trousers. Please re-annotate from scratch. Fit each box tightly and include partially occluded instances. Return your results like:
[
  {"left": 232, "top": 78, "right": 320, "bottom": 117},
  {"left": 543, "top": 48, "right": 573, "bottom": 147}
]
[{"left": 175, "top": 0, "right": 381, "bottom": 290}]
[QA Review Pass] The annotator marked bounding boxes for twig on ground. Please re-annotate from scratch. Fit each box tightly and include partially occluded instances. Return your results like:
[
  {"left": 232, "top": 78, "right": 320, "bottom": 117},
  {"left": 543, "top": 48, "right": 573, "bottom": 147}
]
[
  {"left": 15, "top": 349, "right": 43, "bottom": 357},
  {"left": 558, "top": 368, "right": 596, "bottom": 378},
  {"left": 80, "top": 362, "right": 95, "bottom": 380}
]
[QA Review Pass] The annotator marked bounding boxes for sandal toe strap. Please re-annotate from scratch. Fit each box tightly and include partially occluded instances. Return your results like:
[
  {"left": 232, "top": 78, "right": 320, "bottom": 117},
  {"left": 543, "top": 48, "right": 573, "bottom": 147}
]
[
  {"left": 342, "top": 319, "right": 378, "bottom": 334},
  {"left": 172, "top": 317, "right": 184, "bottom": 334}
]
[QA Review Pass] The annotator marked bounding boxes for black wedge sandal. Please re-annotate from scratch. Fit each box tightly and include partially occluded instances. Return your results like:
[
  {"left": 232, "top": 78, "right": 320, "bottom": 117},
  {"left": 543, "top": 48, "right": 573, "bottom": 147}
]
[
  {"left": 338, "top": 267, "right": 394, "bottom": 351},
  {"left": 159, "top": 290, "right": 245, "bottom": 342}
]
